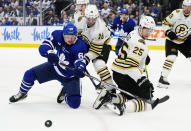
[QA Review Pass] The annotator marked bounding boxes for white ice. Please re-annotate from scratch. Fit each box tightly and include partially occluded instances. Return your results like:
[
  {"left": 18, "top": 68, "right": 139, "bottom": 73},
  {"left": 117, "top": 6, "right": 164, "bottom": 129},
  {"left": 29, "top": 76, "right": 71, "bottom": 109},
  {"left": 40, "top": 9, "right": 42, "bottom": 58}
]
[{"left": 0, "top": 48, "right": 191, "bottom": 131}]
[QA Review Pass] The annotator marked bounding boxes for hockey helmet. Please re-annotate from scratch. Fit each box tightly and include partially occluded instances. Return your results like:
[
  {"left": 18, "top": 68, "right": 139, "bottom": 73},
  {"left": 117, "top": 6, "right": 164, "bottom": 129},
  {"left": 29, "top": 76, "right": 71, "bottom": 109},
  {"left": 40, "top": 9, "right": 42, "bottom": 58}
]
[
  {"left": 139, "top": 15, "right": 156, "bottom": 30},
  {"left": 120, "top": 9, "right": 128, "bottom": 15},
  {"left": 183, "top": 0, "right": 191, "bottom": 6},
  {"left": 85, "top": 4, "right": 99, "bottom": 18},
  {"left": 63, "top": 23, "right": 77, "bottom": 36}
]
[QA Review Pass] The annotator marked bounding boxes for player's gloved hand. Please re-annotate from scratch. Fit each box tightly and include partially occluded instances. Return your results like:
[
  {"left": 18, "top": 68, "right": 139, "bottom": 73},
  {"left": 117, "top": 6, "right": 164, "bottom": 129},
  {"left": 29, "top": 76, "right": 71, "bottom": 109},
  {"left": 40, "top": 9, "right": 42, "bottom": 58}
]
[
  {"left": 74, "top": 64, "right": 85, "bottom": 78},
  {"left": 165, "top": 30, "right": 177, "bottom": 40},
  {"left": 47, "top": 50, "right": 59, "bottom": 65}
]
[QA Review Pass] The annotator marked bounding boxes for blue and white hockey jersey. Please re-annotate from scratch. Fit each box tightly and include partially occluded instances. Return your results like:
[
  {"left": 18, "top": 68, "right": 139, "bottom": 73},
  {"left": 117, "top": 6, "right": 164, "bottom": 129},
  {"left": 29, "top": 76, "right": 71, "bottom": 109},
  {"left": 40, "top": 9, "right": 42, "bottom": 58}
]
[
  {"left": 110, "top": 16, "right": 136, "bottom": 38},
  {"left": 39, "top": 30, "right": 87, "bottom": 78}
]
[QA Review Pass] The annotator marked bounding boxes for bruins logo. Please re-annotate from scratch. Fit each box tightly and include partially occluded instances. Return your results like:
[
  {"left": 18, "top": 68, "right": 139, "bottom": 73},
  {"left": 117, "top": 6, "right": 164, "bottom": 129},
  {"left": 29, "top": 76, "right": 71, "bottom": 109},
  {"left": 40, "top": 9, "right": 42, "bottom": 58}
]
[
  {"left": 78, "top": 16, "right": 83, "bottom": 22},
  {"left": 175, "top": 24, "right": 188, "bottom": 37}
]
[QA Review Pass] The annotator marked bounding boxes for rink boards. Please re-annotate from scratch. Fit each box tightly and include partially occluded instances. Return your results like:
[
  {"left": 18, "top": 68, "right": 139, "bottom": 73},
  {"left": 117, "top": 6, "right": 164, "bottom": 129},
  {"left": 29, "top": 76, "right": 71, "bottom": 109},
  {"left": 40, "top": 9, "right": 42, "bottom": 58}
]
[{"left": 0, "top": 26, "right": 166, "bottom": 50}]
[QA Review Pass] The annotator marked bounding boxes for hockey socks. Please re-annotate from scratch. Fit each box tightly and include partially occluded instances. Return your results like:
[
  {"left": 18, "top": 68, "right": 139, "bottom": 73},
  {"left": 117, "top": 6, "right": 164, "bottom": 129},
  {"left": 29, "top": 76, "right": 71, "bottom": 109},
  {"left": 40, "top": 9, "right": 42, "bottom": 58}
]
[{"left": 20, "top": 68, "right": 36, "bottom": 93}]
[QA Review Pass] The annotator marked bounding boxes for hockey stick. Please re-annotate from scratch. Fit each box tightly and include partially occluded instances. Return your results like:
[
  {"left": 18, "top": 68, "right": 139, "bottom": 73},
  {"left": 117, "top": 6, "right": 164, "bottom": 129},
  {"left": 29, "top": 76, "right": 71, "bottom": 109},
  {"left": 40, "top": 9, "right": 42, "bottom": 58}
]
[
  {"left": 59, "top": 62, "right": 169, "bottom": 104},
  {"left": 59, "top": 63, "right": 99, "bottom": 90},
  {"left": 147, "top": 38, "right": 157, "bottom": 41},
  {"left": 85, "top": 70, "right": 100, "bottom": 90}
]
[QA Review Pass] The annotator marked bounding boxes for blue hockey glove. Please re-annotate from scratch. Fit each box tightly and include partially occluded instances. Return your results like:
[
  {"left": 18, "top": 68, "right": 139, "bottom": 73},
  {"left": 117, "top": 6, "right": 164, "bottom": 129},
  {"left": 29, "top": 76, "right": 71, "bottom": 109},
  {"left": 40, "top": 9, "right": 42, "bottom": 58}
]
[
  {"left": 74, "top": 64, "right": 85, "bottom": 78},
  {"left": 47, "top": 50, "right": 59, "bottom": 65}
]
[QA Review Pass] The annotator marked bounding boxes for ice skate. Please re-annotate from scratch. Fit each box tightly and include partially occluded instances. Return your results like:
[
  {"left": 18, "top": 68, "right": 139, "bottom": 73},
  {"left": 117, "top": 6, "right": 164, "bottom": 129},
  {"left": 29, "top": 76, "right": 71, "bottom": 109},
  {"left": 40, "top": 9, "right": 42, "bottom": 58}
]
[
  {"left": 57, "top": 87, "right": 66, "bottom": 103},
  {"left": 158, "top": 76, "right": 170, "bottom": 89},
  {"left": 93, "top": 89, "right": 115, "bottom": 109},
  {"left": 106, "top": 103, "right": 126, "bottom": 116},
  {"left": 9, "top": 92, "right": 27, "bottom": 103}
]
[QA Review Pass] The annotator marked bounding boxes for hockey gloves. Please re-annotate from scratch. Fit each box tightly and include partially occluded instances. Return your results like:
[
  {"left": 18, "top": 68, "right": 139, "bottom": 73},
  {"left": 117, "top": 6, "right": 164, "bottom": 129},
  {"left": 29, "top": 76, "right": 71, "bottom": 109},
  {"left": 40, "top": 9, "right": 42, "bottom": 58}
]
[
  {"left": 47, "top": 50, "right": 59, "bottom": 65},
  {"left": 74, "top": 63, "right": 86, "bottom": 78},
  {"left": 165, "top": 30, "right": 177, "bottom": 40},
  {"left": 137, "top": 76, "right": 154, "bottom": 100}
]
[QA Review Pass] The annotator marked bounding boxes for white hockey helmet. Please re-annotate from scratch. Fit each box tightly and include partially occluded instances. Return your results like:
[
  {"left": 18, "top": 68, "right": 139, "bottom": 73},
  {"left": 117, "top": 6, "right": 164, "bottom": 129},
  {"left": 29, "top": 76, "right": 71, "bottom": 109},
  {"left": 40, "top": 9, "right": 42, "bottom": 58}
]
[
  {"left": 85, "top": 4, "right": 99, "bottom": 18},
  {"left": 76, "top": 0, "right": 89, "bottom": 5},
  {"left": 139, "top": 15, "right": 156, "bottom": 30},
  {"left": 183, "top": 0, "right": 191, "bottom": 6}
]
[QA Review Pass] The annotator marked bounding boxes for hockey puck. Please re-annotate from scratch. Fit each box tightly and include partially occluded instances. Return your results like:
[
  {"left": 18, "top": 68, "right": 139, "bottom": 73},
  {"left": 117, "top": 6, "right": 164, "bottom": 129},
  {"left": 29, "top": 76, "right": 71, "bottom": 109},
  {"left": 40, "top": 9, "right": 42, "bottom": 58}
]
[{"left": 45, "top": 120, "right": 52, "bottom": 127}]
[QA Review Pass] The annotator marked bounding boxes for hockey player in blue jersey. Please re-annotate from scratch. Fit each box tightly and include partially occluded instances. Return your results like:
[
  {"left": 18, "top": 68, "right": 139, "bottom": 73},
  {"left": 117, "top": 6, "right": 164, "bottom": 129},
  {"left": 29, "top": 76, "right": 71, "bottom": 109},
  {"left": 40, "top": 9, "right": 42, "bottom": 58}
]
[
  {"left": 110, "top": 9, "right": 136, "bottom": 55},
  {"left": 9, "top": 23, "right": 87, "bottom": 109}
]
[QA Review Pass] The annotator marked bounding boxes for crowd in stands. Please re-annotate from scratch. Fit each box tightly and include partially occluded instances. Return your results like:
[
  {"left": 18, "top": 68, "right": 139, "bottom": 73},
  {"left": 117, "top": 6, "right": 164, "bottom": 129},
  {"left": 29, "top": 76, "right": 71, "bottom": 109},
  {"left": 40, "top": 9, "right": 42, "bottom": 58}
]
[{"left": 0, "top": 0, "right": 182, "bottom": 26}]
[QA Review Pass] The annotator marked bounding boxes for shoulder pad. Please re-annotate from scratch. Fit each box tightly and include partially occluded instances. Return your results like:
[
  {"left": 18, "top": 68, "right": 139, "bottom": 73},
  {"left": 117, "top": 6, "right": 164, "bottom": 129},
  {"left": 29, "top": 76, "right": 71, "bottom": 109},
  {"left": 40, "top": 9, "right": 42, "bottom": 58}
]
[
  {"left": 138, "top": 39, "right": 146, "bottom": 45},
  {"left": 78, "top": 16, "right": 83, "bottom": 22},
  {"left": 176, "top": 9, "right": 180, "bottom": 13}
]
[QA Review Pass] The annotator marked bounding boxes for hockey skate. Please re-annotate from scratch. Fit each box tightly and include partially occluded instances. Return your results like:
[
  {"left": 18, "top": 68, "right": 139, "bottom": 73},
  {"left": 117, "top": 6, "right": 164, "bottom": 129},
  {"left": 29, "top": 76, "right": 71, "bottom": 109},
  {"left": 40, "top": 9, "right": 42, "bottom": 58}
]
[
  {"left": 57, "top": 87, "right": 66, "bottom": 103},
  {"left": 158, "top": 76, "right": 170, "bottom": 89},
  {"left": 9, "top": 92, "right": 27, "bottom": 103},
  {"left": 93, "top": 89, "right": 115, "bottom": 109},
  {"left": 105, "top": 103, "right": 126, "bottom": 116},
  {"left": 95, "top": 82, "right": 105, "bottom": 94}
]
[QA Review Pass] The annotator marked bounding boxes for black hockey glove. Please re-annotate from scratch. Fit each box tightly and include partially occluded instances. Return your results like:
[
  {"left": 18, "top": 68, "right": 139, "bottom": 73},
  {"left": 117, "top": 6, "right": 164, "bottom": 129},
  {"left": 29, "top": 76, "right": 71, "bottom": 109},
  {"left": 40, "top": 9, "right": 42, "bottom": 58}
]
[
  {"left": 165, "top": 30, "right": 177, "bottom": 40},
  {"left": 145, "top": 55, "right": 150, "bottom": 65},
  {"left": 137, "top": 76, "right": 154, "bottom": 99}
]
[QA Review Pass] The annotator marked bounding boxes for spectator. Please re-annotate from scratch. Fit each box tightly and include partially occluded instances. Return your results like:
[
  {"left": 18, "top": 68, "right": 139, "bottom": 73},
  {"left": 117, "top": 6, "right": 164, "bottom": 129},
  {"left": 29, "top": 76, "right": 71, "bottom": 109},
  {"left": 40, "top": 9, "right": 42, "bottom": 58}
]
[
  {"left": 26, "top": 0, "right": 33, "bottom": 8},
  {"left": 33, "top": 0, "right": 40, "bottom": 8},
  {"left": 60, "top": 10, "right": 69, "bottom": 25},
  {"left": 11, "top": 17, "right": 19, "bottom": 25},
  {"left": 3, "top": 15, "right": 12, "bottom": 25},
  {"left": 11, "top": 0, "right": 19, "bottom": 8},
  {"left": 0, "top": 0, "right": 4, "bottom": 7},
  {"left": 4, "top": 5, "right": 12, "bottom": 17},
  {"left": 133, "top": 10, "right": 140, "bottom": 24},
  {"left": 28, "top": 5, "right": 38, "bottom": 16},
  {"left": 44, "top": 9, "right": 54, "bottom": 25},
  {"left": 10, "top": 6, "right": 19, "bottom": 17},
  {"left": 143, "top": 6, "right": 152, "bottom": 16},
  {"left": 107, "top": 10, "right": 116, "bottom": 28},
  {"left": 51, "top": 15, "right": 61, "bottom": 25},
  {"left": 0, "top": 7, "right": 4, "bottom": 17},
  {"left": 3, "top": 0, "right": 11, "bottom": 7},
  {"left": 18, "top": 0, "right": 23, "bottom": 6},
  {"left": 17, "top": 5, "right": 23, "bottom": 17},
  {"left": 101, "top": 2, "right": 110, "bottom": 18},
  {"left": 27, "top": 12, "right": 37, "bottom": 25},
  {"left": 149, "top": 3, "right": 159, "bottom": 22},
  {"left": 101, "top": 2, "right": 110, "bottom": 24},
  {"left": 66, "top": 4, "right": 75, "bottom": 18},
  {"left": 0, "top": 19, "right": 3, "bottom": 25},
  {"left": 42, "top": 0, "right": 51, "bottom": 9}
]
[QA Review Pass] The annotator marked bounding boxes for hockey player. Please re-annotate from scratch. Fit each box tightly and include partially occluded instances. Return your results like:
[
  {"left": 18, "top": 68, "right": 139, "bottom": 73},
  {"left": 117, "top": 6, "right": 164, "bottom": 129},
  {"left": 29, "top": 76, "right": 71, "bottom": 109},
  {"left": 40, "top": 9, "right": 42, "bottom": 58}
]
[
  {"left": 158, "top": 0, "right": 191, "bottom": 88},
  {"left": 71, "top": 0, "right": 89, "bottom": 33},
  {"left": 93, "top": 16, "right": 159, "bottom": 115},
  {"left": 9, "top": 23, "right": 87, "bottom": 109},
  {"left": 79, "top": 4, "right": 114, "bottom": 89},
  {"left": 110, "top": 9, "right": 136, "bottom": 55}
]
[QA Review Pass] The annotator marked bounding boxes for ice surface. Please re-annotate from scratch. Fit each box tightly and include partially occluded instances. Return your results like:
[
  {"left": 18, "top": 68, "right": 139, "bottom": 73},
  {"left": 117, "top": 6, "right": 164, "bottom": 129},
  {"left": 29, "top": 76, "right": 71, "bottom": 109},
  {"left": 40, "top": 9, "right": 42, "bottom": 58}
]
[{"left": 0, "top": 48, "right": 191, "bottom": 131}]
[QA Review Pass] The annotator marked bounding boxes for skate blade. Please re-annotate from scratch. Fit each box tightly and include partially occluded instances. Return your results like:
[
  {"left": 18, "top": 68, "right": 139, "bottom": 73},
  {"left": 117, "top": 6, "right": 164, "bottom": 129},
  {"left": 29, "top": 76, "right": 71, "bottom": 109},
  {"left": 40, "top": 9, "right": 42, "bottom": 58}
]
[
  {"left": 157, "top": 83, "right": 169, "bottom": 89},
  {"left": 105, "top": 103, "right": 121, "bottom": 115}
]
